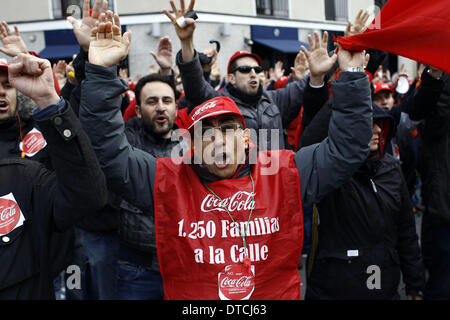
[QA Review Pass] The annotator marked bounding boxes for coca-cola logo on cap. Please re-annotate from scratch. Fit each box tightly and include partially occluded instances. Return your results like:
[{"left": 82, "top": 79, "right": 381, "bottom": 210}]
[
  {"left": 218, "top": 263, "right": 255, "bottom": 300},
  {"left": 0, "top": 198, "right": 21, "bottom": 235},
  {"left": 191, "top": 100, "right": 217, "bottom": 121}
]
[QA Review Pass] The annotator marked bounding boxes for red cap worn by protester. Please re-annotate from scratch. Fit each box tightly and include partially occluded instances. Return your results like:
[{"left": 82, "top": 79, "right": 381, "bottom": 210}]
[
  {"left": 227, "top": 51, "right": 262, "bottom": 74},
  {"left": 274, "top": 75, "right": 290, "bottom": 90},
  {"left": 373, "top": 82, "right": 393, "bottom": 95},
  {"left": 186, "top": 96, "right": 245, "bottom": 132}
]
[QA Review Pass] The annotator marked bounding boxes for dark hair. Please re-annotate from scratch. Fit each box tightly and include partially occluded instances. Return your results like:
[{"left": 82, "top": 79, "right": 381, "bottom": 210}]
[
  {"left": 228, "top": 60, "right": 239, "bottom": 74},
  {"left": 134, "top": 73, "right": 177, "bottom": 106}
]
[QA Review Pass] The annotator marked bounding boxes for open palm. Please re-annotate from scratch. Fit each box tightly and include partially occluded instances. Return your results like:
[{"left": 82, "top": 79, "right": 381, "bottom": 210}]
[
  {"left": 88, "top": 13, "right": 131, "bottom": 68},
  {"left": 67, "top": 0, "right": 109, "bottom": 51},
  {"left": 302, "top": 31, "right": 337, "bottom": 78},
  {"left": 0, "top": 22, "right": 28, "bottom": 57}
]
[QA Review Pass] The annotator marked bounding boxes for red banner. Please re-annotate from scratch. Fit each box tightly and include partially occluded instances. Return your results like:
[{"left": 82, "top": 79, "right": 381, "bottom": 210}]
[
  {"left": 337, "top": 0, "right": 450, "bottom": 73},
  {"left": 154, "top": 150, "right": 304, "bottom": 300}
]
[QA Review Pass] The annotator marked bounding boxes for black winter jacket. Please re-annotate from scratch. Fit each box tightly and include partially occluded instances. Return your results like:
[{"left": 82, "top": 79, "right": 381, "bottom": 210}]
[
  {"left": 417, "top": 73, "right": 450, "bottom": 224},
  {"left": 0, "top": 104, "right": 107, "bottom": 299},
  {"left": 306, "top": 105, "right": 425, "bottom": 299},
  {"left": 117, "top": 117, "right": 181, "bottom": 270},
  {"left": 66, "top": 47, "right": 119, "bottom": 232}
]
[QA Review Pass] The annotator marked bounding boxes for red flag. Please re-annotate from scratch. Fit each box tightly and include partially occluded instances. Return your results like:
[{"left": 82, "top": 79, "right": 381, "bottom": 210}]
[{"left": 337, "top": 0, "right": 450, "bottom": 73}]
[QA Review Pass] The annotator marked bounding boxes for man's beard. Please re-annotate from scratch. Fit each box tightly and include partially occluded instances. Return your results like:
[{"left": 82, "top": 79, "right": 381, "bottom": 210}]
[{"left": 143, "top": 115, "right": 173, "bottom": 137}]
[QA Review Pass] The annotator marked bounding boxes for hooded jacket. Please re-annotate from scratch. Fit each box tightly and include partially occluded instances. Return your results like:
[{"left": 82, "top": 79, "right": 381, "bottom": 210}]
[{"left": 306, "top": 105, "right": 425, "bottom": 299}]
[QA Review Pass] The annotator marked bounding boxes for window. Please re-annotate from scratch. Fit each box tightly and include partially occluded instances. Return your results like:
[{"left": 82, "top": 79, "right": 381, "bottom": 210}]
[
  {"left": 256, "top": 0, "right": 289, "bottom": 18},
  {"left": 52, "top": 0, "right": 115, "bottom": 19},
  {"left": 325, "top": 0, "right": 348, "bottom": 22}
]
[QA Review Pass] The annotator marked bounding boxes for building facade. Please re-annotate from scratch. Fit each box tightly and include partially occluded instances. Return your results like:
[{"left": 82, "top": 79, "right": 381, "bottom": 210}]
[{"left": 1, "top": 0, "right": 416, "bottom": 79}]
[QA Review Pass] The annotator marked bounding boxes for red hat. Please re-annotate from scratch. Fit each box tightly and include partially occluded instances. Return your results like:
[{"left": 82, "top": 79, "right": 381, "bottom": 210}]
[
  {"left": 227, "top": 51, "right": 262, "bottom": 74},
  {"left": 187, "top": 96, "right": 245, "bottom": 131},
  {"left": 373, "top": 82, "right": 393, "bottom": 95},
  {"left": 0, "top": 58, "right": 8, "bottom": 73},
  {"left": 274, "top": 76, "right": 289, "bottom": 90}
]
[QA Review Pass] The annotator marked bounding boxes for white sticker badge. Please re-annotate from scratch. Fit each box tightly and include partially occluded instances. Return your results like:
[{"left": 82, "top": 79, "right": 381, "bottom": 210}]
[
  {"left": 0, "top": 193, "right": 25, "bottom": 237},
  {"left": 19, "top": 128, "right": 47, "bottom": 157}
]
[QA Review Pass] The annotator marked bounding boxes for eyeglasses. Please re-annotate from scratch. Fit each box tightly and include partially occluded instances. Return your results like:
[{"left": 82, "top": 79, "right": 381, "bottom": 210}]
[
  {"left": 230, "top": 65, "right": 263, "bottom": 74},
  {"left": 201, "top": 123, "right": 243, "bottom": 135}
]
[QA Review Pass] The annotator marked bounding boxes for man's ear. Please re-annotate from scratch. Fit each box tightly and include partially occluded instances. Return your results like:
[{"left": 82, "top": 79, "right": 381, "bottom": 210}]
[
  {"left": 227, "top": 73, "right": 236, "bottom": 86},
  {"left": 135, "top": 105, "right": 142, "bottom": 118}
]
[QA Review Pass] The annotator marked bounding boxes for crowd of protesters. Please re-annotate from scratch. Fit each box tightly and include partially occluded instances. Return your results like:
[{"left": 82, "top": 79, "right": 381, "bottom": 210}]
[{"left": 0, "top": 0, "right": 449, "bottom": 300}]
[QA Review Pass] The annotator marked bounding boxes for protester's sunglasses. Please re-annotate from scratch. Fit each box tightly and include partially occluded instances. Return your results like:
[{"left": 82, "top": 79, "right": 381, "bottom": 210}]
[
  {"left": 201, "top": 123, "right": 243, "bottom": 135},
  {"left": 230, "top": 65, "right": 263, "bottom": 74}
]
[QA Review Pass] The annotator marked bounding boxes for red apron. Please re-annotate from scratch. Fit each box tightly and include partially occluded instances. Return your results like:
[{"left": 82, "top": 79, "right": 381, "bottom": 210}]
[{"left": 154, "top": 150, "right": 304, "bottom": 300}]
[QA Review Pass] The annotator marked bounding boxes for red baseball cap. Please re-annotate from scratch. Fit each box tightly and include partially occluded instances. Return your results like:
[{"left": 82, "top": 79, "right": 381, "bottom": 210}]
[
  {"left": 187, "top": 96, "right": 245, "bottom": 131},
  {"left": 274, "top": 76, "right": 289, "bottom": 90},
  {"left": 373, "top": 82, "right": 393, "bottom": 95},
  {"left": 0, "top": 58, "right": 8, "bottom": 73},
  {"left": 227, "top": 51, "right": 262, "bottom": 74}
]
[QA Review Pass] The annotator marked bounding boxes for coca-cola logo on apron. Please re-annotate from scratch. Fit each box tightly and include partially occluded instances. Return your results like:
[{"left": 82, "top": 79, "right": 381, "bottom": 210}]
[
  {"left": 19, "top": 128, "right": 47, "bottom": 157},
  {"left": 218, "top": 263, "right": 255, "bottom": 300},
  {"left": 0, "top": 193, "right": 25, "bottom": 236}
]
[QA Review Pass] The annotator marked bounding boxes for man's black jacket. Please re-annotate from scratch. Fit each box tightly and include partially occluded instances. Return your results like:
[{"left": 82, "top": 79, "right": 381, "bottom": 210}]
[
  {"left": 0, "top": 104, "right": 107, "bottom": 299},
  {"left": 306, "top": 105, "right": 425, "bottom": 299}
]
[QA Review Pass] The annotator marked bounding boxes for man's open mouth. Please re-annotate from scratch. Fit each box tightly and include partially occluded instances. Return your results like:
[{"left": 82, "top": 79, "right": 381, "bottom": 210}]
[
  {"left": 155, "top": 115, "right": 168, "bottom": 125},
  {"left": 0, "top": 100, "right": 9, "bottom": 112},
  {"left": 214, "top": 152, "right": 231, "bottom": 169}
]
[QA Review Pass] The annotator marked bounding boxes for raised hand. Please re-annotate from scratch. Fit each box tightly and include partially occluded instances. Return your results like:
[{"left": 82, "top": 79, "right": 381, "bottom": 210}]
[
  {"left": 273, "top": 61, "right": 285, "bottom": 81},
  {"left": 8, "top": 53, "right": 60, "bottom": 109},
  {"left": 150, "top": 36, "right": 173, "bottom": 75},
  {"left": 291, "top": 51, "right": 309, "bottom": 81},
  {"left": 163, "top": 0, "right": 196, "bottom": 41},
  {"left": 345, "top": 9, "right": 371, "bottom": 37},
  {"left": 88, "top": 11, "right": 132, "bottom": 68},
  {"left": 67, "top": 0, "right": 109, "bottom": 51},
  {"left": 301, "top": 31, "right": 337, "bottom": 86},
  {"left": 200, "top": 46, "right": 218, "bottom": 72},
  {"left": 336, "top": 43, "right": 368, "bottom": 71},
  {"left": 53, "top": 60, "right": 68, "bottom": 89},
  {"left": 0, "top": 21, "right": 28, "bottom": 57},
  {"left": 163, "top": 0, "right": 196, "bottom": 62}
]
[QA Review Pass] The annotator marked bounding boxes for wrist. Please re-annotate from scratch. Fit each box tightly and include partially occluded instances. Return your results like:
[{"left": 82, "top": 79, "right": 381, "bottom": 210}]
[
  {"left": 180, "top": 39, "right": 195, "bottom": 63},
  {"left": 342, "top": 66, "right": 365, "bottom": 73},
  {"left": 34, "top": 92, "right": 61, "bottom": 110},
  {"left": 159, "top": 67, "right": 172, "bottom": 76},
  {"left": 309, "top": 73, "right": 325, "bottom": 87}
]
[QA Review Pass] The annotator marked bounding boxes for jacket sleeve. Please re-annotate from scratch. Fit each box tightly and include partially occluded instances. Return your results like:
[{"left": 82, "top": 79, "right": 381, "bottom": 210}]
[
  {"left": 396, "top": 172, "right": 426, "bottom": 296},
  {"left": 301, "top": 80, "right": 330, "bottom": 128},
  {"left": 298, "top": 100, "right": 333, "bottom": 148},
  {"left": 33, "top": 100, "right": 108, "bottom": 230},
  {"left": 78, "top": 63, "right": 157, "bottom": 211},
  {"left": 407, "top": 69, "right": 445, "bottom": 122},
  {"left": 265, "top": 75, "right": 308, "bottom": 127},
  {"left": 295, "top": 72, "right": 373, "bottom": 207},
  {"left": 176, "top": 50, "right": 219, "bottom": 113}
]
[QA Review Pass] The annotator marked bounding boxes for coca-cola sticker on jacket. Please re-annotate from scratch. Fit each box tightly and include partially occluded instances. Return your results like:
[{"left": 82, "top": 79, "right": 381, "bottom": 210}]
[
  {"left": 0, "top": 193, "right": 25, "bottom": 237},
  {"left": 19, "top": 128, "right": 47, "bottom": 157},
  {"left": 218, "top": 263, "right": 255, "bottom": 300}
]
